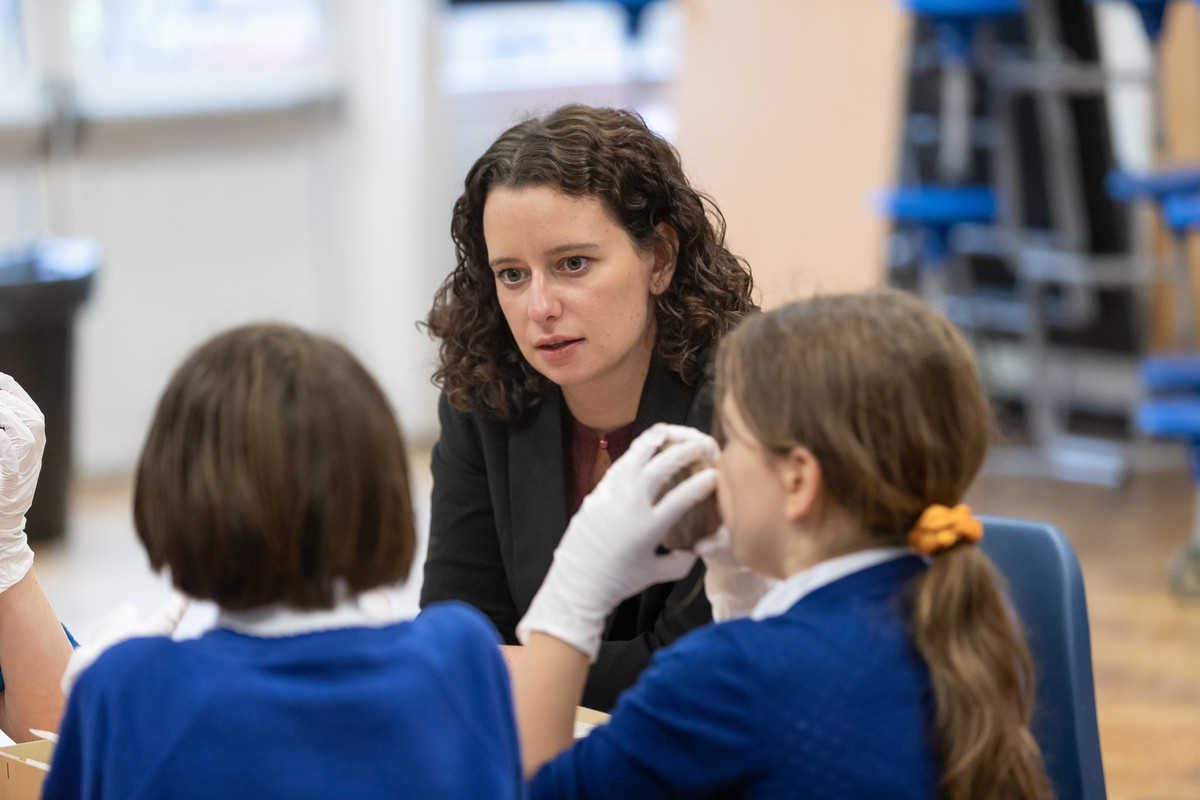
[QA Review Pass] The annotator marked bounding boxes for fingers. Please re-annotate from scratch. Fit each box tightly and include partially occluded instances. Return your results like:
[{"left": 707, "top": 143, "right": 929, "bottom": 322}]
[
  {"left": 644, "top": 441, "right": 711, "bottom": 487},
  {"left": 91, "top": 604, "right": 143, "bottom": 646},
  {"left": 693, "top": 525, "right": 733, "bottom": 560},
  {"left": 649, "top": 547, "right": 699, "bottom": 585},
  {"left": 652, "top": 467, "right": 716, "bottom": 521},
  {"left": 0, "top": 426, "right": 18, "bottom": 481},
  {"left": 92, "top": 592, "right": 189, "bottom": 646},
  {"left": 0, "top": 376, "right": 39, "bottom": 419},
  {"left": 0, "top": 376, "right": 45, "bottom": 477},
  {"left": 0, "top": 399, "right": 33, "bottom": 448},
  {"left": 656, "top": 423, "right": 720, "bottom": 462},
  {"left": 623, "top": 424, "right": 719, "bottom": 471},
  {"left": 619, "top": 425, "right": 672, "bottom": 467},
  {"left": 144, "top": 591, "right": 190, "bottom": 636}
]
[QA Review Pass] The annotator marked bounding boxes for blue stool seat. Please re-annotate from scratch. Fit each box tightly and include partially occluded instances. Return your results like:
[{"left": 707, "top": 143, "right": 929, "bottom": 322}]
[
  {"left": 1104, "top": 167, "right": 1200, "bottom": 203},
  {"left": 906, "top": 0, "right": 1024, "bottom": 57},
  {"left": 1084, "top": 0, "right": 1168, "bottom": 42},
  {"left": 1137, "top": 397, "right": 1200, "bottom": 438},
  {"left": 1142, "top": 354, "right": 1200, "bottom": 392},
  {"left": 906, "top": 0, "right": 1022, "bottom": 15},
  {"left": 885, "top": 185, "right": 998, "bottom": 264},
  {"left": 885, "top": 185, "right": 997, "bottom": 226},
  {"left": 1142, "top": 357, "right": 1200, "bottom": 393},
  {"left": 1163, "top": 193, "right": 1200, "bottom": 232}
]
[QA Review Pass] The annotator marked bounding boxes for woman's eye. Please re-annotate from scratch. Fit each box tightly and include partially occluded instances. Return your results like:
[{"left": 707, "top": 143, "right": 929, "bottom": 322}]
[
  {"left": 562, "top": 256, "right": 589, "bottom": 272},
  {"left": 497, "top": 268, "right": 523, "bottom": 285}
]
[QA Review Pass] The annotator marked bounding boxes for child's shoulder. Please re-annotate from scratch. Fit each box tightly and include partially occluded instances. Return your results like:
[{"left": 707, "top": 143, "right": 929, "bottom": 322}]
[
  {"left": 414, "top": 600, "right": 503, "bottom": 645},
  {"left": 406, "top": 601, "right": 507, "bottom": 673},
  {"left": 664, "top": 586, "right": 914, "bottom": 684},
  {"left": 72, "top": 633, "right": 190, "bottom": 701}
]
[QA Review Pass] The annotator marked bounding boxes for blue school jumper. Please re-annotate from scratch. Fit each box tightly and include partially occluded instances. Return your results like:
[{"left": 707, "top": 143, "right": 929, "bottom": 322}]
[
  {"left": 43, "top": 602, "right": 523, "bottom": 800},
  {"left": 531, "top": 557, "right": 939, "bottom": 799}
]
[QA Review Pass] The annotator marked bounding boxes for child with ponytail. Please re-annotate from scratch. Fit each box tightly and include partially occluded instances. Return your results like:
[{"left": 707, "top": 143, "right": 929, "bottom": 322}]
[{"left": 512, "top": 288, "right": 1053, "bottom": 799}]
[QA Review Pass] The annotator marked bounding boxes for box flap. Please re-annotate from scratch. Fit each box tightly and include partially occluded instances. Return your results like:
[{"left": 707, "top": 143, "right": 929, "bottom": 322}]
[{"left": 0, "top": 738, "right": 54, "bottom": 800}]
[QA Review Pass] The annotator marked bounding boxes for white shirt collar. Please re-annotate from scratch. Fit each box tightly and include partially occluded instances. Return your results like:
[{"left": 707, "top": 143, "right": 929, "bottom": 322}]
[
  {"left": 750, "top": 547, "right": 915, "bottom": 621},
  {"left": 216, "top": 586, "right": 403, "bottom": 638}
]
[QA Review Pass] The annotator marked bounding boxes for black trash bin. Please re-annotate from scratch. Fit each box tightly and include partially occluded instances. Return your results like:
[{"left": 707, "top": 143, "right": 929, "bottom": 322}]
[{"left": 0, "top": 238, "right": 100, "bottom": 544}]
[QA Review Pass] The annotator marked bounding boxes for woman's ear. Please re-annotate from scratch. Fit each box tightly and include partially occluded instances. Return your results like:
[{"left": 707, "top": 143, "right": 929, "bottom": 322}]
[
  {"left": 780, "top": 446, "right": 822, "bottom": 523},
  {"left": 649, "top": 223, "right": 679, "bottom": 295}
]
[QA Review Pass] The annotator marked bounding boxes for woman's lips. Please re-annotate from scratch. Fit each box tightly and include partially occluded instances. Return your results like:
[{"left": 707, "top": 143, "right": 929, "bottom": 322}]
[{"left": 536, "top": 338, "right": 584, "bottom": 362}]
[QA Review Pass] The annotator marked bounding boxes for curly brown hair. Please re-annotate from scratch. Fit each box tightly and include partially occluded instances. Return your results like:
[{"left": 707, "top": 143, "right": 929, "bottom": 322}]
[{"left": 426, "top": 104, "right": 755, "bottom": 422}]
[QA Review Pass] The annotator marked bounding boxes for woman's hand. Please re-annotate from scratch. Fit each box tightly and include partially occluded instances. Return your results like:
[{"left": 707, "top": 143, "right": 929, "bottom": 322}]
[
  {"left": 0, "top": 374, "right": 45, "bottom": 593},
  {"left": 512, "top": 423, "right": 717, "bottom": 777},
  {"left": 517, "top": 423, "right": 718, "bottom": 660},
  {"left": 694, "top": 526, "right": 779, "bottom": 622}
]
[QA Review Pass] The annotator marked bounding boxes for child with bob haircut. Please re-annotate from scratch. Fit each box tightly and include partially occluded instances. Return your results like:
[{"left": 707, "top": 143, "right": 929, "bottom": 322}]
[
  {"left": 41, "top": 324, "right": 522, "bottom": 800},
  {"left": 512, "top": 289, "right": 1053, "bottom": 799}
]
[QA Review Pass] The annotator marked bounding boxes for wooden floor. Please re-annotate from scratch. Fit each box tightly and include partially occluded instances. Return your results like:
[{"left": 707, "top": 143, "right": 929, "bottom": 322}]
[
  {"left": 38, "top": 448, "right": 1200, "bottom": 799},
  {"left": 965, "top": 460, "right": 1200, "bottom": 800}
]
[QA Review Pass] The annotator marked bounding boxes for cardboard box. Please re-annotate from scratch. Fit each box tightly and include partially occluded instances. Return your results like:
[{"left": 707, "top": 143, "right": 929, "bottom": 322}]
[
  {"left": 0, "top": 738, "right": 53, "bottom": 800},
  {"left": 574, "top": 705, "right": 611, "bottom": 739}
]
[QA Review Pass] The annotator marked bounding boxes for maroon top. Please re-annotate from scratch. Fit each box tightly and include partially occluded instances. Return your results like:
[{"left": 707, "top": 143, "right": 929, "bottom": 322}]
[{"left": 563, "top": 411, "right": 635, "bottom": 518}]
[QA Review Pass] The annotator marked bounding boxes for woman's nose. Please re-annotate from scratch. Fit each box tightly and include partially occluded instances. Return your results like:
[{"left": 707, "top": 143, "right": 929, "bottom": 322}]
[{"left": 527, "top": 272, "right": 561, "bottom": 322}]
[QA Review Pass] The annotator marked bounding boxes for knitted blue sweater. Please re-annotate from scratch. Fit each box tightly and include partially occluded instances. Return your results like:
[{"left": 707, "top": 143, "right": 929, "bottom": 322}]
[
  {"left": 532, "top": 556, "right": 939, "bottom": 799},
  {"left": 43, "top": 602, "right": 523, "bottom": 800}
]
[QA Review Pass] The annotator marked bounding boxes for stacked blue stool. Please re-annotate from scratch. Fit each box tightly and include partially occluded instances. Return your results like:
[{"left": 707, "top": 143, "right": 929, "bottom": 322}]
[
  {"left": 885, "top": 0, "right": 1022, "bottom": 313},
  {"left": 1094, "top": 0, "right": 1200, "bottom": 597},
  {"left": 1132, "top": 195, "right": 1200, "bottom": 597}
]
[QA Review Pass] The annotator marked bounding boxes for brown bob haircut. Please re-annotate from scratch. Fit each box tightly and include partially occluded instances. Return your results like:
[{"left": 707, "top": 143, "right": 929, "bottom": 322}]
[
  {"left": 426, "top": 104, "right": 755, "bottom": 422},
  {"left": 134, "top": 323, "right": 416, "bottom": 611}
]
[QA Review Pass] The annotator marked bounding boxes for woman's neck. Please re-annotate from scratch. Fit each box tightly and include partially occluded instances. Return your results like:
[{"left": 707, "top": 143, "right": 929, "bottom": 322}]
[{"left": 561, "top": 341, "right": 653, "bottom": 432}]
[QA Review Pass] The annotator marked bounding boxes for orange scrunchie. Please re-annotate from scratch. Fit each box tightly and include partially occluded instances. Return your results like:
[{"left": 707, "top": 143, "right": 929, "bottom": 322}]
[{"left": 908, "top": 504, "right": 983, "bottom": 556}]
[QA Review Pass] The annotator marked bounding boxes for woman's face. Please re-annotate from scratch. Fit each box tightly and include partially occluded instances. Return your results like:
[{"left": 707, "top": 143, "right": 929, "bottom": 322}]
[
  {"left": 482, "top": 185, "right": 673, "bottom": 402},
  {"left": 715, "top": 396, "right": 789, "bottom": 579}
]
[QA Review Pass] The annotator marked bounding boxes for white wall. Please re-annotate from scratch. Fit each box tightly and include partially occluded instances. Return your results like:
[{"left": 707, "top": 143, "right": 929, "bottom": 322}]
[
  {"left": 672, "top": 0, "right": 911, "bottom": 308},
  {"left": 69, "top": 146, "right": 325, "bottom": 473},
  {"left": 43, "top": 0, "right": 446, "bottom": 476}
]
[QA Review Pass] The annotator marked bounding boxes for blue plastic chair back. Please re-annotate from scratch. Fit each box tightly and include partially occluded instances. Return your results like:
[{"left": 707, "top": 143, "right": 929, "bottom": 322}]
[
  {"left": 1163, "top": 193, "right": 1200, "bottom": 232},
  {"left": 1138, "top": 397, "right": 1200, "bottom": 441},
  {"left": 1140, "top": 354, "right": 1200, "bottom": 393},
  {"left": 978, "top": 515, "right": 1107, "bottom": 800},
  {"left": 1104, "top": 166, "right": 1200, "bottom": 203},
  {"left": 1084, "top": 0, "right": 1169, "bottom": 42},
  {"left": 905, "top": 0, "right": 1023, "bottom": 16}
]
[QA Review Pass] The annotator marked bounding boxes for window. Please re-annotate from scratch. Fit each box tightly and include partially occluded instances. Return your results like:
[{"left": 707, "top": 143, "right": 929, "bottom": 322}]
[{"left": 68, "top": 0, "right": 336, "bottom": 116}]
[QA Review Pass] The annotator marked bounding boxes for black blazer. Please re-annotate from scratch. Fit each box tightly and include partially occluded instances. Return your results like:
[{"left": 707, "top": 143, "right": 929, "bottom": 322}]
[{"left": 419, "top": 362, "right": 713, "bottom": 711}]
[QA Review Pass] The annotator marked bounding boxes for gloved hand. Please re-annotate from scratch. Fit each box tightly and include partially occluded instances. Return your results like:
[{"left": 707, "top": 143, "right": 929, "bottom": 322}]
[
  {"left": 61, "top": 591, "right": 190, "bottom": 697},
  {"left": 694, "top": 526, "right": 779, "bottom": 622},
  {"left": 0, "top": 374, "right": 45, "bottom": 593},
  {"left": 517, "top": 423, "right": 718, "bottom": 661}
]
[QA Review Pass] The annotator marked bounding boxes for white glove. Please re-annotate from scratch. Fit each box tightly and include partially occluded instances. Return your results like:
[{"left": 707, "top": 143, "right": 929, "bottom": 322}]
[
  {"left": 61, "top": 591, "right": 190, "bottom": 697},
  {"left": 694, "top": 526, "right": 779, "bottom": 622},
  {"left": 0, "top": 374, "right": 45, "bottom": 593},
  {"left": 517, "top": 423, "right": 719, "bottom": 661}
]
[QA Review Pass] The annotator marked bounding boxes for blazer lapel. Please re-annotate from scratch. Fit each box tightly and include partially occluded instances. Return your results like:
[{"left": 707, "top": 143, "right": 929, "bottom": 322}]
[
  {"left": 633, "top": 361, "right": 705, "bottom": 434},
  {"left": 508, "top": 391, "right": 568, "bottom": 612},
  {"left": 504, "top": 365, "right": 706, "bottom": 615}
]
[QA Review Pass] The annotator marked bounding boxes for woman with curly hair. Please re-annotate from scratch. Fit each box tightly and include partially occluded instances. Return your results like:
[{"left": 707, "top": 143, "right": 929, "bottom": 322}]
[{"left": 421, "top": 104, "right": 755, "bottom": 710}]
